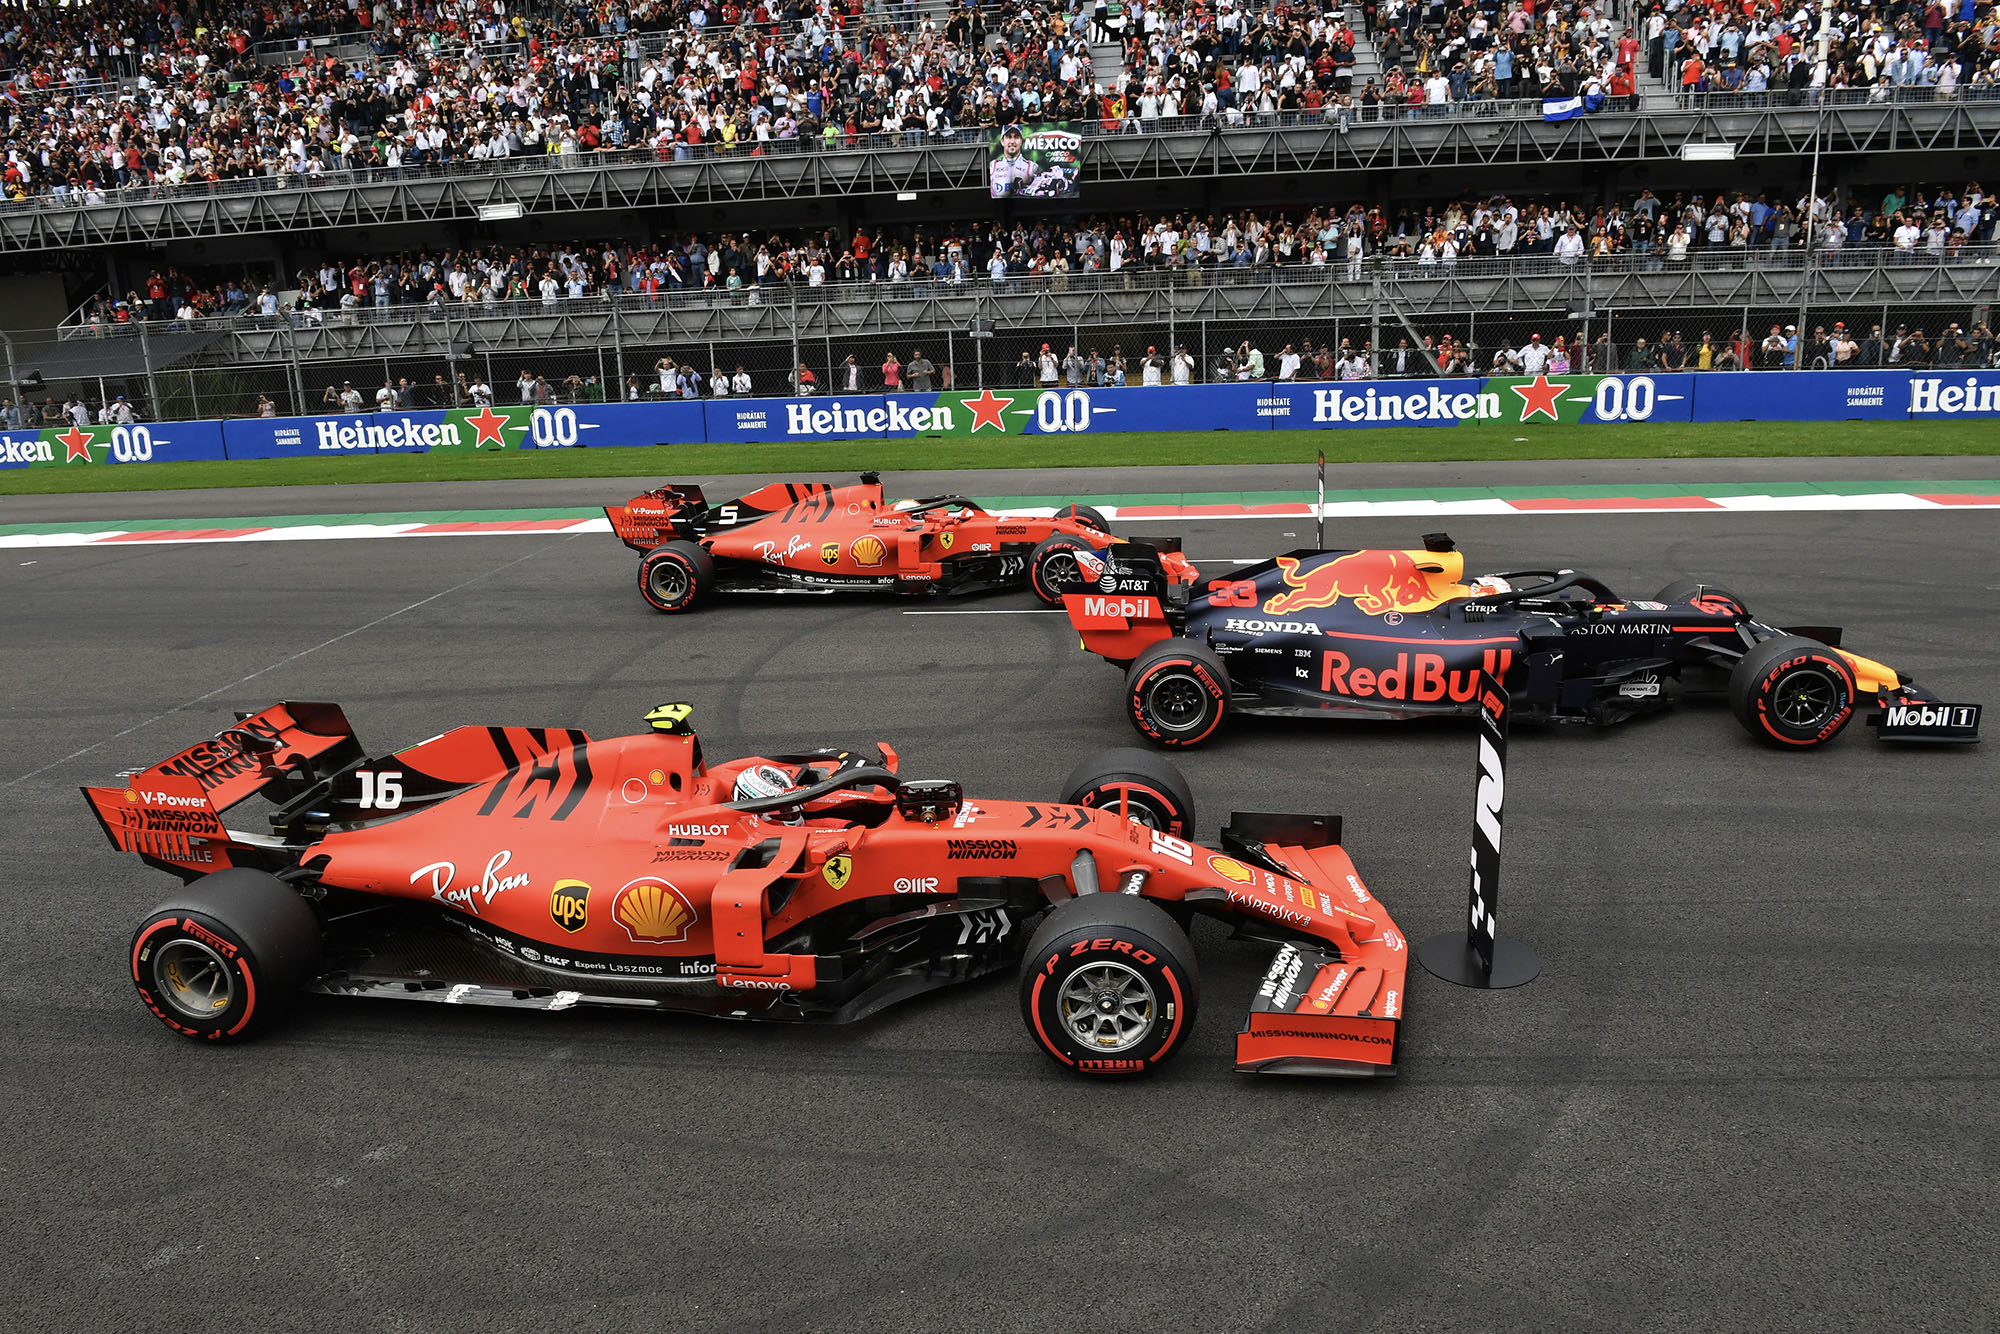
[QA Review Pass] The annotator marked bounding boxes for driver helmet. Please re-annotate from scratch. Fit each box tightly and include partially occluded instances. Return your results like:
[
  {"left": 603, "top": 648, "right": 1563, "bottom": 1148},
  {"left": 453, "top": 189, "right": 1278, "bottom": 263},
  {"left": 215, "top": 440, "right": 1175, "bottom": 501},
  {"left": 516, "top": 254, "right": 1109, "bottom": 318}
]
[
  {"left": 1467, "top": 574, "right": 1513, "bottom": 597},
  {"left": 732, "top": 763, "right": 801, "bottom": 819}
]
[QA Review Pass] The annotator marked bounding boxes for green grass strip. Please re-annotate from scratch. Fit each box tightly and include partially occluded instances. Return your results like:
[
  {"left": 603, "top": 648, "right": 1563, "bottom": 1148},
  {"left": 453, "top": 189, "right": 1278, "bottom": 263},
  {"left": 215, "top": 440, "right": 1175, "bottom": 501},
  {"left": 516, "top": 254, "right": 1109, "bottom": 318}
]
[{"left": 1, "top": 420, "right": 1995, "bottom": 498}]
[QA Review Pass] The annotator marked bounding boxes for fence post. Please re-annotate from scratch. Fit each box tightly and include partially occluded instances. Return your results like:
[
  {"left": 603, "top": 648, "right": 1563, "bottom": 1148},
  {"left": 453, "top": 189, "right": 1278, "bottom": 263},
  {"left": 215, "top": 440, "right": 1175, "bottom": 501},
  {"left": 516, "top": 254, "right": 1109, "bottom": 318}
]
[
  {"left": 138, "top": 319, "right": 162, "bottom": 418},
  {"left": 443, "top": 308, "right": 460, "bottom": 408},
  {"left": 609, "top": 290, "right": 625, "bottom": 395},
  {"left": 789, "top": 286, "right": 800, "bottom": 386},
  {"left": 186, "top": 366, "right": 199, "bottom": 419},
  {"left": 946, "top": 327, "right": 955, "bottom": 390}
]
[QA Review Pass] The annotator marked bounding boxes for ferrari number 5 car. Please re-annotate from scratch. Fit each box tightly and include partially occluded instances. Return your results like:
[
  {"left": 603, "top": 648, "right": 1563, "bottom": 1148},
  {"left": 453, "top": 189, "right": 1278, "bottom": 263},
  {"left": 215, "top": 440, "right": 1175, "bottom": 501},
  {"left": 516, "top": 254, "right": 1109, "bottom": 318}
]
[
  {"left": 88, "top": 702, "right": 1408, "bottom": 1077},
  {"left": 1064, "top": 537, "right": 1980, "bottom": 750},
  {"left": 606, "top": 471, "right": 1195, "bottom": 611}
]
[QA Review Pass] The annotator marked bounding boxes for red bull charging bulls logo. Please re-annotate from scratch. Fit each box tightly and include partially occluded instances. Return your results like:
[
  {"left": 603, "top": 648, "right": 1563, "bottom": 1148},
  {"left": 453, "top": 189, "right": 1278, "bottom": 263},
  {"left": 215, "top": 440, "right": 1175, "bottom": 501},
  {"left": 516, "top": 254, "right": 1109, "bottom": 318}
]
[{"left": 1264, "top": 551, "right": 1445, "bottom": 616}]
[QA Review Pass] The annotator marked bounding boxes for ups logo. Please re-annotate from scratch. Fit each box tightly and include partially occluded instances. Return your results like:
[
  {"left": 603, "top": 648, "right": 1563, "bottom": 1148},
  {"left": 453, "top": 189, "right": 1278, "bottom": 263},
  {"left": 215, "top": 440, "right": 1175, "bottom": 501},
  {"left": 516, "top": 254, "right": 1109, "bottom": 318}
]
[
  {"left": 550, "top": 879, "right": 591, "bottom": 933},
  {"left": 821, "top": 542, "right": 840, "bottom": 565}
]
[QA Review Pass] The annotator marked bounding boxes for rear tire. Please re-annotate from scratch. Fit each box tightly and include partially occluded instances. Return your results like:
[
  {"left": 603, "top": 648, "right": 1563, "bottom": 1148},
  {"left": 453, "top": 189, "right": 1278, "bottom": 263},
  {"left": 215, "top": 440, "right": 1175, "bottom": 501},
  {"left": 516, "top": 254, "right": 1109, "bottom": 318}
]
[
  {"left": 1028, "top": 533, "right": 1098, "bottom": 605},
  {"left": 1124, "top": 640, "right": 1231, "bottom": 748},
  {"left": 1655, "top": 579, "right": 1749, "bottom": 618},
  {"left": 1729, "top": 634, "right": 1856, "bottom": 747},
  {"left": 1059, "top": 748, "right": 1195, "bottom": 838},
  {"left": 638, "top": 540, "right": 714, "bottom": 613},
  {"left": 130, "top": 868, "right": 322, "bottom": 1042},
  {"left": 1056, "top": 503, "right": 1111, "bottom": 534},
  {"left": 1019, "top": 893, "right": 1199, "bottom": 1076}
]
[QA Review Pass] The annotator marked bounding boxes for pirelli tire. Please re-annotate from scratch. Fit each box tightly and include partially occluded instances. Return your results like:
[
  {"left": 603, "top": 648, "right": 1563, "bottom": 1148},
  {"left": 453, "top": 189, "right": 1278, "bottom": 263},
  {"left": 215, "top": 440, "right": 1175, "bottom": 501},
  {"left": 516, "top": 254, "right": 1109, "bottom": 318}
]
[
  {"left": 1019, "top": 893, "right": 1200, "bottom": 1077},
  {"left": 1027, "top": 533, "right": 1099, "bottom": 605},
  {"left": 1729, "top": 634, "right": 1858, "bottom": 748},
  {"left": 1059, "top": 747, "right": 1196, "bottom": 839},
  {"left": 1124, "top": 640, "right": 1231, "bottom": 748},
  {"left": 1055, "top": 503, "right": 1112, "bottom": 535},
  {"left": 1655, "top": 579, "right": 1750, "bottom": 619},
  {"left": 129, "top": 869, "right": 323, "bottom": 1042},
  {"left": 638, "top": 540, "right": 715, "bottom": 614}
]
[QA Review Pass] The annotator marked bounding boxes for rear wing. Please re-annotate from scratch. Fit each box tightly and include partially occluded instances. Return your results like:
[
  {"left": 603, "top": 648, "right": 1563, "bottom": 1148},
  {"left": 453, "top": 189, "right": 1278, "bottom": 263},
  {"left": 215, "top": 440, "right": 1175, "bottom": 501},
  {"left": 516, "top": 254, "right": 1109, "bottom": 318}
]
[
  {"left": 1063, "top": 541, "right": 1185, "bottom": 664},
  {"left": 82, "top": 702, "right": 364, "bottom": 876},
  {"left": 606, "top": 483, "right": 709, "bottom": 553}
]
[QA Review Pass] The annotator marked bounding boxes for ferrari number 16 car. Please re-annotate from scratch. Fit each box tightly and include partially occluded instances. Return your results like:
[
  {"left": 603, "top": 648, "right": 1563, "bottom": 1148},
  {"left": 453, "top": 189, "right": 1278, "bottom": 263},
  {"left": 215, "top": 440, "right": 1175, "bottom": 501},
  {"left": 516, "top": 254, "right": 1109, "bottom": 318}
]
[
  {"left": 607, "top": 471, "right": 1196, "bottom": 612},
  {"left": 88, "top": 702, "right": 1408, "bottom": 1078},
  {"left": 1064, "top": 536, "right": 1981, "bottom": 750}
]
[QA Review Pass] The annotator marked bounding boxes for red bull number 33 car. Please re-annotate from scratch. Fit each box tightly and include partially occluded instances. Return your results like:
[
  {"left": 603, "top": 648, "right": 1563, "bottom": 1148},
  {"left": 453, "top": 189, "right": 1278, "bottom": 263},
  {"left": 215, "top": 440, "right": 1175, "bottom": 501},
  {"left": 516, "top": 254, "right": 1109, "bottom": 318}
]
[
  {"left": 1065, "top": 536, "right": 1980, "bottom": 750},
  {"left": 88, "top": 702, "right": 1408, "bottom": 1077},
  {"left": 608, "top": 471, "right": 1196, "bottom": 612}
]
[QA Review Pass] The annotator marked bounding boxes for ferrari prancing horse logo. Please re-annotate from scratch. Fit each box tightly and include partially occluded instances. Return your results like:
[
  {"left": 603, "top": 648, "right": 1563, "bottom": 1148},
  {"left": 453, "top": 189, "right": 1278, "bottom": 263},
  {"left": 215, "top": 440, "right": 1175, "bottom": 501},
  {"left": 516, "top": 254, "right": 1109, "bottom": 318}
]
[
  {"left": 822, "top": 854, "right": 852, "bottom": 890},
  {"left": 939, "top": 532, "right": 954, "bottom": 551}
]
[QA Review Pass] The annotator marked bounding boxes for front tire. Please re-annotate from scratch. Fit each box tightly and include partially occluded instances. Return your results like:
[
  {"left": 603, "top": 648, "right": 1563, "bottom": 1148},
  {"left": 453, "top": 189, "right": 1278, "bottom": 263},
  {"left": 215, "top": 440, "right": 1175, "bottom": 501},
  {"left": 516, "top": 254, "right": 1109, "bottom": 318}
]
[
  {"left": 1055, "top": 503, "right": 1111, "bottom": 534},
  {"left": 1019, "top": 893, "right": 1199, "bottom": 1076},
  {"left": 1028, "top": 533, "right": 1097, "bottom": 605},
  {"left": 1124, "top": 639, "right": 1230, "bottom": 748},
  {"left": 1656, "top": 578, "right": 1749, "bottom": 619},
  {"left": 638, "top": 540, "right": 715, "bottom": 613},
  {"left": 130, "top": 868, "right": 322, "bottom": 1042},
  {"left": 1729, "top": 634, "right": 1856, "bottom": 747},
  {"left": 1059, "top": 747, "right": 1195, "bottom": 838}
]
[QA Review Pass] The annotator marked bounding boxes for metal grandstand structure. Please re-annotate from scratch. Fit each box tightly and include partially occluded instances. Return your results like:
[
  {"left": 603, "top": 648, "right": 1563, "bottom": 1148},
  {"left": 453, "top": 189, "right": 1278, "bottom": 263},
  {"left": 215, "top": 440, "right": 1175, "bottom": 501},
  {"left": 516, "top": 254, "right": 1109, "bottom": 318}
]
[{"left": 6, "top": 99, "right": 1999, "bottom": 254}]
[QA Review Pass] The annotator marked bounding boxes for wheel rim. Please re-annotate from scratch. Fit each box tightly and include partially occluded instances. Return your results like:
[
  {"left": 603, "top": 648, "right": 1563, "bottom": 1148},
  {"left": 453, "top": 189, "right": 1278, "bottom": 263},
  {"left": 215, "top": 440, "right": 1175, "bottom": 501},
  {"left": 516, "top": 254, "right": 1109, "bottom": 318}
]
[
  {"left": 1040, "top": 549, "right": 1082, "bottom": 591},
  {"left": 1144, "top": 671, "right": 1211, "bottom": 733},
  {"left": 648, "top": 560, "right": 689, "bottom": 603},
  {"left": 1057, "top": 961, "right": 1157, "bottom": 1052},
  {"left": 153, "top": 939, "right": 235, "bottom": 1020},
  {"left": 1772, "top": 665, "right": 1843, "bottom": 731}
]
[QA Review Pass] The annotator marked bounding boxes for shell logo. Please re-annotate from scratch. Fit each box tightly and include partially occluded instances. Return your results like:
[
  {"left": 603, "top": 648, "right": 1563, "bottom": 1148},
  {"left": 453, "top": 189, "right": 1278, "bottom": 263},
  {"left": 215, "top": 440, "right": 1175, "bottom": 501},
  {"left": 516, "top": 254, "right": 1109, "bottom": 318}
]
[
  {"left": 850, "top": 535, "right": 887, "bottom": 567},
  {"left": 124, "top": 789, "right": 140, "bottom": 803},
  {"left": 612, "top": 878, "right": 697, "bottom": 944},
  {"left": 1208, "top": 854, "right": 1255, "bottom": 884}
]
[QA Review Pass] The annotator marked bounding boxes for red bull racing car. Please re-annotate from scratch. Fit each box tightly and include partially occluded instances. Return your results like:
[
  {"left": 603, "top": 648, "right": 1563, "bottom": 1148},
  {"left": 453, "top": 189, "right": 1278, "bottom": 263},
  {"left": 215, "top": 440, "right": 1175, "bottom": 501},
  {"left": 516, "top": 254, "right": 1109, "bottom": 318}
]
[
  {"left": 607, "top": 472, "right": 1197, "bottom": 612},
  {"left": 87, "top": 702, "right": 1409, "bottom": 1078},
  {"left": 1063, "top": 536, "right": 1981, "bottom": 750}
]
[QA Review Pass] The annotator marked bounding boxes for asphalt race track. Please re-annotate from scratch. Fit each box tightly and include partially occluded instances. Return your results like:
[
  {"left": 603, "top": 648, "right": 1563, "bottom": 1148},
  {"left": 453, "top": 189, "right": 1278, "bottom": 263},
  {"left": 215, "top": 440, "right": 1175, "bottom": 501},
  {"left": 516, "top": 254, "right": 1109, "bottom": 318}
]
[{"left": 3, "top": 462, "right": 1993, "bottom": 1332}]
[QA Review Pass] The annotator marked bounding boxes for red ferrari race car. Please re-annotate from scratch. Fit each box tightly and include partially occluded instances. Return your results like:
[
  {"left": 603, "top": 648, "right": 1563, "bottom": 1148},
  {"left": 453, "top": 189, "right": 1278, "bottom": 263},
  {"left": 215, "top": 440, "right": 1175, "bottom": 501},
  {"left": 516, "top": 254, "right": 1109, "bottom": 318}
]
[
  {"left": 87, "top": 702, "right": 1408, "bottom": 1077},
  {"left": 606, "top": 471, "right": 1197, "bottom": 612},
  {"left": 1063, "top": 537, "right": 1980, "bottom": 750}
]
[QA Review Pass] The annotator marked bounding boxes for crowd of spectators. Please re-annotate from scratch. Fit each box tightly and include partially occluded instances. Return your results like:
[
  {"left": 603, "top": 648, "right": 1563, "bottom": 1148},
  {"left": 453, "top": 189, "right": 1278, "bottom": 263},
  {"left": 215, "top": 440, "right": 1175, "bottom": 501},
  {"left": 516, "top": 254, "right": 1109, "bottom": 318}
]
[
  {"left": 1652, "top": 0, "right": 2000, "bottom": 103},
  {"left": 70, "top": 180, "right": 1998, "bottom": 331},
  {"left": 4, "top": 0, "right": 1998, "bottom": 205}
]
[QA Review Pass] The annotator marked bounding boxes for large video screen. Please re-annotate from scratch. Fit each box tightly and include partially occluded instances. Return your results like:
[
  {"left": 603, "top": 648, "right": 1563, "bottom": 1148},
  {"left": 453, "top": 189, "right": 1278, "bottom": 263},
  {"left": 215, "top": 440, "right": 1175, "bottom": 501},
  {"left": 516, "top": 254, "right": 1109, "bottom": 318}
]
[{"left": 989, "top": 123, "right": 1081, "bottom": 200}]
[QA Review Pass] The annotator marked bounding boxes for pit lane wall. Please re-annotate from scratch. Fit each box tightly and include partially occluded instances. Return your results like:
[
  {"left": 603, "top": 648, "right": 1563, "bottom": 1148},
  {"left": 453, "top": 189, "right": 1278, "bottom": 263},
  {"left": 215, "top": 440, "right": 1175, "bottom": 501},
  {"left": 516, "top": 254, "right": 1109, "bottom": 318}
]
[{"left": 4, "top": 371, "right": 1995, "bottom": 470}]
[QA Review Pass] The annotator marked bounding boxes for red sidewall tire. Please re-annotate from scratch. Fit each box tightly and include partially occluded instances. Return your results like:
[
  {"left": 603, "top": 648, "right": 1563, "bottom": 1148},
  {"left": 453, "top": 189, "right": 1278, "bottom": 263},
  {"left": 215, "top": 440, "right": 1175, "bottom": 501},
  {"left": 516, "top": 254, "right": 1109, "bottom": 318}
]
[
  {"left": 1730, "top": 634, "right": 1857, "bottom": 748},
  {"left": 1028, "top": 534, "right": 1098, "bottom": 605},
  {"left": 132, "top": 912, "right": 265, "bottom": 1041},
  {"left": 638, "top": 543, "right": 708, "bottom": 613},
  {"left": 1750, "top": 650, "right": 1855, "bottom": 747},
  {"left": 1125, "top": 648, "right": 1229, "bottom": 748},
  {"left": 1056, "top": 503, "right": 1111, "bottom": 535},
  {"left": 131, "top": 869, "right": 321, "bottom": 1042},
  {"left": 1059, "top": 747, "right": 1197, "bottom": 839},
  {"left": 1019, "top": 896, "right": 1199, "bottom": 1076}
]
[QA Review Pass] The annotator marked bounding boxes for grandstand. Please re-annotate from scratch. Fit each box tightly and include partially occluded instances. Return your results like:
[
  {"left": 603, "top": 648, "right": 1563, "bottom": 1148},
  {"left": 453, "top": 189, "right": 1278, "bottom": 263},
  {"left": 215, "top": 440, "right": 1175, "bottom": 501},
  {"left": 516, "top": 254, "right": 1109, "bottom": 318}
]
[{"left": 0, "top": 0, "right": 1995, "bottom": 420}]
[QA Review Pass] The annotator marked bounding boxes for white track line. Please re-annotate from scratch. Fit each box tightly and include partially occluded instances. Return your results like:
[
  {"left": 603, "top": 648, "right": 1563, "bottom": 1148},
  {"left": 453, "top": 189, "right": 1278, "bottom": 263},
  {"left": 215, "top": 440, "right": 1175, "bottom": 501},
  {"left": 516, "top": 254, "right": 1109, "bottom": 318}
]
[
  {"left": 901, "top": 609, "right": 1068, "bottom": 615},
  {"left": 2, "top": 542, "right": 569, "bottom": 789}
]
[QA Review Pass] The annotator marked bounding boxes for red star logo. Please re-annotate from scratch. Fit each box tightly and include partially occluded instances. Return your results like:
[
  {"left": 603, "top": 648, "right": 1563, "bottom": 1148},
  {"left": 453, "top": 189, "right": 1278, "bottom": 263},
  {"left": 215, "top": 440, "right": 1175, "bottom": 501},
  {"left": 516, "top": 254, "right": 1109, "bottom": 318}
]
[
  {"left": 56, "top": 425, "right": 95, "bottom": 462},
  {"left": 464, "top": 406, "right": 511, "bottom": 447},
  {"left": 1509, "top": 375, "right": 1570, "bottom": 423},
  {"left": 959, "top": 389, "right": 1014, "bottom": 434}
]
